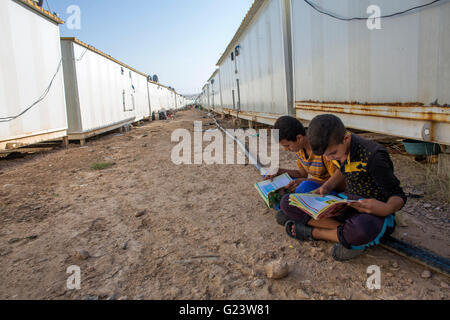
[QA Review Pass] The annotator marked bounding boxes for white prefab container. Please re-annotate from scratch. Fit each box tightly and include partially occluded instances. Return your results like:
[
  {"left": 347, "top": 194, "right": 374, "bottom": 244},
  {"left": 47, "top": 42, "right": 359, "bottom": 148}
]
[
  {"left": 201, "top": 84, "right": 210, "bottom": 109},
  {"left": 147, "top": 81, "right": 162, "bottom": 113},
  {"left": 207, "top": 69, "right": 223, "bottom": 112},
  {"left": 290, "top": 0, "right": 450, "bottom": 145},
  {"left": 216, "top": 0, "right": 293, "bottom": 117},
  {"left": 0, "top": 0, "right": 67, "bottom": 151},
  {"left": 61, "top": 37, "right": 150, "bottom": 141}
]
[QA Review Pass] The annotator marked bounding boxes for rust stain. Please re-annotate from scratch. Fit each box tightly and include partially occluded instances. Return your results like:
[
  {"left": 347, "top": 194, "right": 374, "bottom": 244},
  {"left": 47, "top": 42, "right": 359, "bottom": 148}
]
[{"left": 295, "top": 101, "right": 450, "bottom": 123}]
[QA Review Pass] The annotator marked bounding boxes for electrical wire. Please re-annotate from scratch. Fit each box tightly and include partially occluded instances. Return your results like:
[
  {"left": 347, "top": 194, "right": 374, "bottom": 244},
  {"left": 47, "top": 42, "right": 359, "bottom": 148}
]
[
  {"left": 303, "top": 0, "right": 442, "bottom": 21},
  {"left": 45, "top": 0, "right": 52, "bottom": 13},
  {"left": 0, "top": 59, "right": 63, "bottom": 123},
  {"left": 76, "top": 48, "right": 88, "bottom": 61}
]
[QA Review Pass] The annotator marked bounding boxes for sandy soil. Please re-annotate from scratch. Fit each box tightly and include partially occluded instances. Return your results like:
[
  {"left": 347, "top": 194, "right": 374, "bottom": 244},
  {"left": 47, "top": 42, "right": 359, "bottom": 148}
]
[{"left": 0, "top": 109, "right": 448, "bottom": 300}]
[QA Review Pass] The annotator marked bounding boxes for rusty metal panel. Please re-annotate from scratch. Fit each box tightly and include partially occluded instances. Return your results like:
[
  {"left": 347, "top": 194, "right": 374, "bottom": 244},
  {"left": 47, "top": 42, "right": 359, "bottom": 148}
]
[
  {"left": 295, "top": 102, "right": 450, "bottom": 145},
  {"left": 290, "top": 0, "right": 450, "bottom": 105}
]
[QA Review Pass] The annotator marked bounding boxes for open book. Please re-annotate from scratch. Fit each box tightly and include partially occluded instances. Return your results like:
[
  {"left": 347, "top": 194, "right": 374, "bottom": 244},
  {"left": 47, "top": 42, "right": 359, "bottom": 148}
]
[
  {"left": 255, "top": 173, "right": 293, "bottom": 208},
  {"left": 289, "top": 193, "right": 357, "bottom": 220}
]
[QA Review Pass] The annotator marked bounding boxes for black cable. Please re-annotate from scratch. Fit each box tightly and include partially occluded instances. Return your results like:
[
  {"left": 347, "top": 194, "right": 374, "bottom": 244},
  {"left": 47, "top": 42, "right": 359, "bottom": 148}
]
[
  {"left": 303, "top": 0, "right": 442, "bottom": 21},
  {"left": 0, "top": 59, "right": 63, "bottom": 123}
]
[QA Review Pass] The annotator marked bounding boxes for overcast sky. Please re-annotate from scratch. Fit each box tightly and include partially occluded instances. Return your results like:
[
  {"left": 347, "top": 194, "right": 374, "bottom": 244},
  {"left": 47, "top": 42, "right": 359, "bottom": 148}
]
[{"left": 49, "top": 0, "right": 254, "bottom": 95}]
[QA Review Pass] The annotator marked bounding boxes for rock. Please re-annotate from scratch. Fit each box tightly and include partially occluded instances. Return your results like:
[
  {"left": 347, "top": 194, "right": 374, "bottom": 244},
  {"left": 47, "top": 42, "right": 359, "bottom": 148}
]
[
  {"left": 265, "top": 259, "right": 289, "bottom": 280},
  {"left": 122, "top": 242, "right": 128, "bottom": 250},
  {"left": 76, "top": 250, "right": 90, "bottom": 260},
  {"left": 421, "top": 270, "right": 432, "bottom": 279},
  {"left": 391, "top": 261, "right": 399, "bottom": 269},
  {"left": 251, "top": 279, "right": 265, "bottom": 288},
  {"left": 118, "top": 296, "right": 128, "bottom": 300},
  {"left": 440, "top": 282, "right": 449, "bottom": 289},
  {"left": 135, "top": 210, "right": 147, "bottom": 218},
  {"left": 296, "top": 288, "right": 310, "bottom": 299},
  {"left": 423, "top": 203, "right": 432, "bottom": 209},
  {"left": 83, "top": 295, "right": 99, "bottom": 300}
]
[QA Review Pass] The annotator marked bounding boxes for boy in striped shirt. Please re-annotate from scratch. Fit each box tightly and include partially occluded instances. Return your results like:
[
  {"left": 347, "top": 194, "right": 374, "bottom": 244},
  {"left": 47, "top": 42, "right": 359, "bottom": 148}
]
[{"left": 265, "top": 116, "right": 345, "bottom": 225}]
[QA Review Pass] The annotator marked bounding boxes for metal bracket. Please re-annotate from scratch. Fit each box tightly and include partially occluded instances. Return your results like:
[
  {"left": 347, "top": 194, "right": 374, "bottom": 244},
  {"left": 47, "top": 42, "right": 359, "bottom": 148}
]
[{"left": 422, "top": 123, "right": 432, "bottom": 141}]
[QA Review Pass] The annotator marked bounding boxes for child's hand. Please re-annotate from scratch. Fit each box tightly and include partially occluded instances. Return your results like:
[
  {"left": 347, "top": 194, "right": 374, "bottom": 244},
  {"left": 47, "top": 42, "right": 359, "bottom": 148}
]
[
  {"left": 348, "top": 199, "right": 392, "bottom": 215},
  {"left": 264, "top": 169, "right": 282, "bottom": 181},
  {"left": 313, "top": 184, "right": 332, "bottom": 197},
  {"left": 286, "top": 179, "right": 305, "bottom": 192}
]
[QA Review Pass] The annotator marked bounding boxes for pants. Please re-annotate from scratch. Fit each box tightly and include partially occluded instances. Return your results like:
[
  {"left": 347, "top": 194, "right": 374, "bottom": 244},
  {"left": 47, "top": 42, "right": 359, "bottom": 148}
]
[{"left": 280, "top": 191, "right": 396, "bottom": 250}]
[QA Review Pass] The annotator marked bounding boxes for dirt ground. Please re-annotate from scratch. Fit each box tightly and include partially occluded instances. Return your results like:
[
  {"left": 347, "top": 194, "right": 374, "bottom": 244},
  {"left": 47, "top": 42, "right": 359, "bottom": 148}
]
[{"left": 0, "top": 108, "right": 448, "bottom": 300}]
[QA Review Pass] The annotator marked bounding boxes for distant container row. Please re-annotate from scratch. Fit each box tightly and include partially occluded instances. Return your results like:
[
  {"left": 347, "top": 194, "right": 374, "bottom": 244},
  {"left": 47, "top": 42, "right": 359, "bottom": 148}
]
[
  {"left": 0, "top": 0, "right": 192, "bottom": 151},
  {"left": 199, "top": 0, "right": 450, "bottom": 146}
]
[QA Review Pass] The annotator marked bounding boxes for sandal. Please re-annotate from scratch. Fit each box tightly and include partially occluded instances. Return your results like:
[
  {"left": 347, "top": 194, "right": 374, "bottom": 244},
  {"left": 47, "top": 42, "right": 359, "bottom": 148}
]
[{"left": 285, "top": 220, "right": 313, "bottom": 241}]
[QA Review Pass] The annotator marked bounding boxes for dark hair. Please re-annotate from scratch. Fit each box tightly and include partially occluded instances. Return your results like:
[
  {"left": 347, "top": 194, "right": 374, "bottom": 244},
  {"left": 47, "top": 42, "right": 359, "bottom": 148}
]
[
  {"left": 274, "top": 116, "right": 306, "bottom": 142},
  {"left": 307, "top": 114, "right": 346, "bottom": 155}
]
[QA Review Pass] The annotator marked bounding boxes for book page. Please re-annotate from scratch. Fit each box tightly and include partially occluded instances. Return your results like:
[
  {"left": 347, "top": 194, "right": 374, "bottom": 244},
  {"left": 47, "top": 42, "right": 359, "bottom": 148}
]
[
  {"left": 271, "top": 174, "right": 292, "bottom": 189},
  {"left": 255, "top": 173, "right": 292, "bottom": 197},
  {"left": 291, "top": 194, "right": 346, "bottom": 214}
]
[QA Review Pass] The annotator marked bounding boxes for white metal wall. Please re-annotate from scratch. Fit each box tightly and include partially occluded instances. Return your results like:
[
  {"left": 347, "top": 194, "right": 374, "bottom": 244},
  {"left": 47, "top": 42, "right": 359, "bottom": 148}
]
[
  {"left": 62, "top": 40, "right": 137, "bottom": 134},
  {"left": 0, "top": 0, "right": 67, "bottom": 147},
  {"left": 208, "top": 71, "right": 223, "bottom": 111},
  {"left": 218, "top": 0, "right": 290, "bottom": 114},
  {"left": 132, "top": 72, "right": 151, "bottom": 121},
  {"left": 291, "top": 0, "right": 450, "bottom": 105}
]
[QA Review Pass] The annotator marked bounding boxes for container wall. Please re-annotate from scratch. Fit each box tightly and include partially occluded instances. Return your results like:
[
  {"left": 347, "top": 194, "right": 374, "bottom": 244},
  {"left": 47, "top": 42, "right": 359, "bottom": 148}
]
[
  {"left": 291, "top": 0, "right": 450, "bottom": 105},
  {"left": 132, "top": 72, "right": 151, "bottom": 121},
  {"left": 0, "top": 0, "right": 67, "bottom": 144},
  {"left": 218, "top": 0, "right": 289, "bottom": 114},
  {"left": 67, "top": 41, "right": 137, "bottom": 133},
  {"left": 209, "top": 71, "right": 223, "bottom": 111},
  {"left": 148, "top": 82, "right": 161, "bottom": 113}
]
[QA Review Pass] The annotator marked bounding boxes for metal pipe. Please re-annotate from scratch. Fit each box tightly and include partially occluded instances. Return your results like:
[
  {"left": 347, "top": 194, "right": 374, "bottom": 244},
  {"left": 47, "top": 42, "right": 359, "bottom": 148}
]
[{"left": 210, "top": 114, "right": 264, "bottom": 174}]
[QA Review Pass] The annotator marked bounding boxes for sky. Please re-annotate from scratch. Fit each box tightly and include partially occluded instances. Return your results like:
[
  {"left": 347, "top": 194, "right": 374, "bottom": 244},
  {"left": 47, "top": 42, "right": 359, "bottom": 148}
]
[{"left": 47, "top": 0, "right": 254, "bottom": 95}]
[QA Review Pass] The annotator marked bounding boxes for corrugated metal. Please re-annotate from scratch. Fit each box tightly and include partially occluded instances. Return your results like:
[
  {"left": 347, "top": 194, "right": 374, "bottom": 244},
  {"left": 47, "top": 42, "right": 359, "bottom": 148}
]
[
  {"left": 0, "top": 0, "right": 67, "bottom": 150},
  {"left": 290, "top": 0, "right": 450, "bottom": 144},
  {"left": 217, "top": 0, "right": 290, "bottom": 115},
  {"left": 15, "top": 0, "right": 64, "bottom": 24},
  {"left": 207, "top": 69, "right": 223, "bottom": 111},
  {"left": 290, "top": 0, "right": 450, "bottom": 105},
  {"left": 61, "top": 39, "right": 140, "bottom": 133}
]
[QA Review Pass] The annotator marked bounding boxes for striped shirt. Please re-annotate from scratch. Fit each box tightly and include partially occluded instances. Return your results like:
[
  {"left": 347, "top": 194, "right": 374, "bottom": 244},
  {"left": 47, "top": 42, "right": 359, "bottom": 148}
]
[{"left": 296, "top": 148, "right": 337, "bottom": 182}]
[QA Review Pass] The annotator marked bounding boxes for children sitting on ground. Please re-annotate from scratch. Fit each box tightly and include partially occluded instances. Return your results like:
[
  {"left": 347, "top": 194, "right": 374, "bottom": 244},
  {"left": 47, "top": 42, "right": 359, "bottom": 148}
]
[
  {"left": 281, "top": 114, "right": 406, "bottom": 261},
  {"left": 266, "top": 116, "right": 345, "bottom": 226}
]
